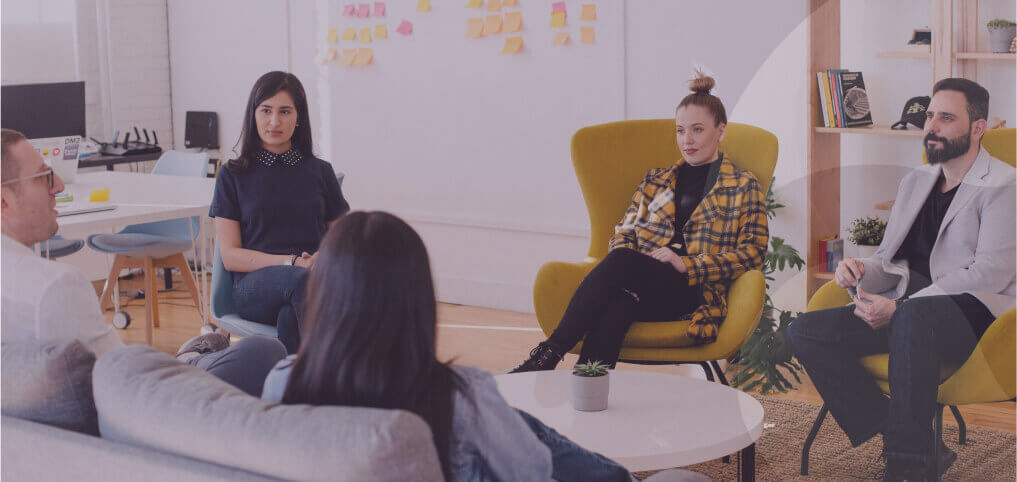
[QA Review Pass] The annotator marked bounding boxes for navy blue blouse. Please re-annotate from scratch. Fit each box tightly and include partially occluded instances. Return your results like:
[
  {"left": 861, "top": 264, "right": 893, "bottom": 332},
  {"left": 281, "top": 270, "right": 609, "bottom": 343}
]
[{"left": 209, "top": 149, "right": 349, "bottom": 263}]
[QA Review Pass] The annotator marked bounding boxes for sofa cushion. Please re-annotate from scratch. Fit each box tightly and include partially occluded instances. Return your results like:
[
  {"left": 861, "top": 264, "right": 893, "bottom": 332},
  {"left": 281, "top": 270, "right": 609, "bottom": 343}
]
[
  {"left": 93, "top": 345, "right": 443, "bottom": 481},
  {"left": 1, "top": 340, "right": 99, "bottom": 435}
]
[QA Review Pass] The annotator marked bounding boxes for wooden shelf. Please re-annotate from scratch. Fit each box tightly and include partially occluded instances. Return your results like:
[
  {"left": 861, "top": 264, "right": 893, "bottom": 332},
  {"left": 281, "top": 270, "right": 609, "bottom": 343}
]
[
  {"left": 814, "top": 125, "right": 925, "bottom": 137},
  {"left": 955, "top": 52, "right": 1017, "bottom": 60},
  {"left": 813, "top": 272, "right": 835, "bottom": 280},
  {"left": 876, "top": 50, "right": 931, "bottom": 59}
]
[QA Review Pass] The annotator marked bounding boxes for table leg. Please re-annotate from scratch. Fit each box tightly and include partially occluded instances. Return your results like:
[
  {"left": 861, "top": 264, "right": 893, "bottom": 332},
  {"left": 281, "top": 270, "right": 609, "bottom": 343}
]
[{"left": 738, "top": 443, "right": 755, "bottom": 482}]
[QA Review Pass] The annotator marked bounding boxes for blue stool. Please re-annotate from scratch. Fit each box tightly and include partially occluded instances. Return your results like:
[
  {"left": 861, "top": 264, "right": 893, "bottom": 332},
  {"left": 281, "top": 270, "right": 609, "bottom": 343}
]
[
  {"left": 37, "top": 235, "right": 85, "bottom": 259},
  {"left": 210, "top": 243, "right": 278, "bottom": 339},
  {"left": 88, "top": 151, "right": 209, "bottom": 345}
]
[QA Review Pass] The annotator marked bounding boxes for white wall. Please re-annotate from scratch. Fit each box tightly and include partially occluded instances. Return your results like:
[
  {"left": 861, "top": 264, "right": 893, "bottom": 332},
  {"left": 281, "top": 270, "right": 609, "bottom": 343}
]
[{"left": 1, "top": 0, "right": 78, "bottom": 85}]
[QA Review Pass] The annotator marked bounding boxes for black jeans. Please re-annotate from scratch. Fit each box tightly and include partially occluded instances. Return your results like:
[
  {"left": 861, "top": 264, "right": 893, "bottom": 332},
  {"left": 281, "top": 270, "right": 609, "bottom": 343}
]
[
  {"left": 788, "top": 294, "right": 993, "bottom": 464},
  {"left": 188, "top": 335, "right": 288, "bottom": 396},
  {"left": 232, "top": 265, "right": 309, "bottom": 354},
  {"left": 546, "top": 248, "right": 700, "bottom": 366}
]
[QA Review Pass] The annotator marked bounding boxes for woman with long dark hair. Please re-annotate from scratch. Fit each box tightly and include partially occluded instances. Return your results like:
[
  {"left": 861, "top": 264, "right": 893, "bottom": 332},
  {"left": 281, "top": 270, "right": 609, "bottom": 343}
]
[
  {"left": 262, "top": 212, "right": 636, "bottom": 481},
  {"left": 209, "top": 71, "right": 349, "bottom": 353}
]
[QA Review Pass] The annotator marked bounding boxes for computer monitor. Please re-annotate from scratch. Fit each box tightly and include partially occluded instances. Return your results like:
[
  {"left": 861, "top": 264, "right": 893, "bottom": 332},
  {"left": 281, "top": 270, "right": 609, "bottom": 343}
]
[{"left": 1, "top": 81, "right": 86, "bottom": 139}]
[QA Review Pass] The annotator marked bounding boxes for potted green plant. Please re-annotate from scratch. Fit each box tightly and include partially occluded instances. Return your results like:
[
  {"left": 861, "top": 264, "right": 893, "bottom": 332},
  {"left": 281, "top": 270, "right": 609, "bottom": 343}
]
[
  {"left": 987, "top": 19, "right": 1016, "bottom": 53},
  {"left": 846, "top": 216, "right": 887, "bottom": 259},
  {"left": 571, "top": 361, "right": 610, "bottom": 411}
]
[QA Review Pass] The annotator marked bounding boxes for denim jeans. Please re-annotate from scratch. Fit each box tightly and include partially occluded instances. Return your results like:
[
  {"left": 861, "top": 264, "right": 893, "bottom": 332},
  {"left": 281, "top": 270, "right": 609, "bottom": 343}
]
[
  {"left": 188, "top": 335, "right": 288, "bottom": 396},
  {"left": 232, "top": 265, "right": 309, "bottom": 354},
  {"left": 516, "top": 409, "right": 631, "bottom": 482},
  {"left": 788, "top": 294, "right": 991, "bottom": 465}
]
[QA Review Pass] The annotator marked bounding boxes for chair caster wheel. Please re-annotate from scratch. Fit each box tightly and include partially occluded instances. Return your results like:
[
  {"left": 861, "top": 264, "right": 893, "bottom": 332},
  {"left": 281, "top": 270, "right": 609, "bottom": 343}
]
[{"left": 112, "top": 311, "right": 131, "bottom": 329}]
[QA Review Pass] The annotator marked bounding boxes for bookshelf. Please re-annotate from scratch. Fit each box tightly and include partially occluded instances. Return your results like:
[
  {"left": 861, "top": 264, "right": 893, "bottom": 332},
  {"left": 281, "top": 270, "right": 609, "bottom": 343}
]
[{"left": 805, "top": 0, "right": 1015, "bottom": 297}]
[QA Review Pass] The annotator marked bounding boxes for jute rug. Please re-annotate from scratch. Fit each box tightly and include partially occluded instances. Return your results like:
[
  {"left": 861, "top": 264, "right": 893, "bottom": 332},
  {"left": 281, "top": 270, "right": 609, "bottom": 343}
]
[{"left": 636, "top": 396, "right": 1015, "bottom": 481}]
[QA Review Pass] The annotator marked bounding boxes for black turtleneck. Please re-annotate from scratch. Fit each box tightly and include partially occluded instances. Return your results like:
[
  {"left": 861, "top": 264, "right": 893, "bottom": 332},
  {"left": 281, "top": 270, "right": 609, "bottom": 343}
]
[{"left": 668, "top": 153, "right": 722, "bottom": 255}]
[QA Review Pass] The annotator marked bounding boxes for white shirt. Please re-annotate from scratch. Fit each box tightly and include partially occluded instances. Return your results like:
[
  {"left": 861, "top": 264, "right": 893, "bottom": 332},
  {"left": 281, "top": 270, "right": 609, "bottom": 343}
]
[{"left": 1, "top": 234, "right": 123, "bottom": 355}]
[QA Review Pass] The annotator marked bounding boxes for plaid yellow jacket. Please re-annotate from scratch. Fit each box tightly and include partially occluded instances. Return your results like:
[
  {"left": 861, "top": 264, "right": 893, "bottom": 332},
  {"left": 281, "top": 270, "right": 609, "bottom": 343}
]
[{"left": 609, "top": 155, "right": 769, "bottom": 343}]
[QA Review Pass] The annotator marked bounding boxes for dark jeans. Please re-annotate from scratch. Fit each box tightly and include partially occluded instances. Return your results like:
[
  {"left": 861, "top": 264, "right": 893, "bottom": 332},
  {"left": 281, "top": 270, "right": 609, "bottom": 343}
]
[
  {"left": 188, "top": 335, "right": 288, "bottom": 396},
  {"left": 546, "top": 248, "right": 700, "bottom": 366},
  {"left": 233, "top": 265, "right": 309, "bottom": 354},
  {"left": 788, "top": 294, "right": 993, "bottom": 464},
  {"left": 516, "top": 409, "right": 631, "bottom": 482}
]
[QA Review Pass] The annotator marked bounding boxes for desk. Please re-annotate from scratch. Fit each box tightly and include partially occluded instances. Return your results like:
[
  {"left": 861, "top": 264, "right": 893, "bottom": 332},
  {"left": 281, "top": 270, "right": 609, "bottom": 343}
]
[
  {"left": 58, "top": 171, "right": 216, "bottom": 328},
  {"left": 78, "top": 152, "right": 163, "bottom": 171}
]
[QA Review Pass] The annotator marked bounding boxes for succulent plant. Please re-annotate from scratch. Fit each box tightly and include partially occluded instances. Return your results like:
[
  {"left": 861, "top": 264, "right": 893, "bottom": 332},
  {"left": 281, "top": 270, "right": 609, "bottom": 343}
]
[
  {"left": 573, "top": 361, "right": 609, "bottom": 377},
  {"left": 987, "top": 19, "right": 1016, "bottom": 30}
]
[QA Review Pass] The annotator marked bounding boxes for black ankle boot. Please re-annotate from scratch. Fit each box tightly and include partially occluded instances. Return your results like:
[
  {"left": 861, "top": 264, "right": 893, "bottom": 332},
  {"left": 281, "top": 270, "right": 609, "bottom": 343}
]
[{"left": 510, "top": 342, "right": 563, "bottom": 373}]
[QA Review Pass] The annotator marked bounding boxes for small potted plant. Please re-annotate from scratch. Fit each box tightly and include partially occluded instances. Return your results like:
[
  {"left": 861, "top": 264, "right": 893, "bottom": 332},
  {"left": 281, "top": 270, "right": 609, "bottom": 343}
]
[
  {"left": 987, "top": 19, "right": 1016, "bottom": 53},
  {"left": 571, "top": 361, "right": 610, "bottom": 412},
  {"left": 847, "top": 216, "right": 887, "bottom": 259}
]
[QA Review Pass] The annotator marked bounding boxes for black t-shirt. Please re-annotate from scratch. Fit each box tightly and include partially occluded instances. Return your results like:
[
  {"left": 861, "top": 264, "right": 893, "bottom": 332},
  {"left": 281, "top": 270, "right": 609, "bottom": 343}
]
[
  {"left": 894, "top": 174, "right": 957, "bottom": 297},
  {"left": 668, "top": 154, "right": 722, "bottom": 255},
  {"left": 209, "top": 149, "right": 350, "bottom": 273}
]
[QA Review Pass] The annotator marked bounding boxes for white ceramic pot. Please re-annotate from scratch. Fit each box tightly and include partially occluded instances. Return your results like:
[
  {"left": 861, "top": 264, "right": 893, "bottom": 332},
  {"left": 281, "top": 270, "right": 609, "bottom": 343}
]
[
  {"left": 851, "top": 243, "right": 879, "bottom": 259},
  {"left": 571, "top": 371, "right": 610, "bottom": 412},
  {"left": 989, "top": 26, "right": 1016, "bottom": 53}
]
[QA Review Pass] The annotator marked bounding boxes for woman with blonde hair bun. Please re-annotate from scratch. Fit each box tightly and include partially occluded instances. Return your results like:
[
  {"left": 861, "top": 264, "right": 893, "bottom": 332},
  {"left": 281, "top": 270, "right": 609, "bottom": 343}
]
[{"left": 512, "top": 71, "right": 769, "bottom": 372}]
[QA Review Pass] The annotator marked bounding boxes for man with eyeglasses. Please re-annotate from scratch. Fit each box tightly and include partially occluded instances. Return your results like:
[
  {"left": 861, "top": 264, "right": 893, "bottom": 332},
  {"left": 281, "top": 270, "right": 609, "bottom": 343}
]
[{"left": 2, "top": 128, "right": 286, "bottom": 397}]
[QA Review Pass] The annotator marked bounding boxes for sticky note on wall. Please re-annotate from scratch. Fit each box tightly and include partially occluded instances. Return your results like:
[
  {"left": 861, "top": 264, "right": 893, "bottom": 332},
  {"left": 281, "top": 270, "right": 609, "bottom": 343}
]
[
  {"left": 501, "top": 36, "right": 523, "bottom": 54},
  {"left": 354, "top": 48, "right": 373, "bottom": 65},
  {"left": 397, "top": 19, "right": 413, "bottom": 35},
  {"left": 466, "top": 0, "right": 483, "bottom": 8},
  {"left": 502, "top": 0, "right": 517, "bottom": 5},
  {"left": 503, "top": 11, "right": 522, "bottom": 32},
  {"left": 375, "top": 24, "right": 388, "bottom": 39},
  {"left": 340, "top": 49, "right": 357, "bottom": 65},
  {"left": 550, "top": 11, "right": 565, "bottom": 28},
  {"left": 580, "top": 4, "right": 596, "bottom": 21},
  {"left": 483, "top": 14, "right": 502, "bottom": 35},
  {"left": 360, "top": 28, "right": 372, "bottom": 43},
  {"left": 551, "top": 1, "right": 566, "bottom": 14},
  {"left": 343, "top": 3, "right": 356, "bottom": 15},
  {"left": 374, "top": 1, "right": 386, "bottom": 16},
  {"left": 581, "top": 26, "right": 595, "bottom": 44},
  {"left": 417, "top": 0, "right": 431, "bottom": 12},
  {"left": 553, "top": 32, "right": 569, "bottom": 45},
  {"left": 466, "top": 18, "right": 484, "bottom": 38},
  {"left": 357, "top": 3, "right": 370, "bottom": 17},
  {"left": 342, "top": 28, "right": 357, "bottom": 41},
  {"left": 327, "top": 28, "right": 338, "bottom": 43},
  {"left": 487, "top": 0, "right": 501, "bottom": 12},
  {"left": 89, "top": 188, "right": 111, "bottom": 202}
]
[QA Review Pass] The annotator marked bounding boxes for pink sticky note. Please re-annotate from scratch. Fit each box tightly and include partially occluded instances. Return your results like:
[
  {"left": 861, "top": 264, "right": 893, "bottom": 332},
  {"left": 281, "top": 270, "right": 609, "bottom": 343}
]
[
  {"left": 374, "top": 2, "right": 385, "bottom": 16},
  {"left": 397, "top": 19, "right": 413, "bottom": 35},
  {"left": 343, "top": 3, "right": 356, "bottom": 15},
  {"left": 552, "top": 1, "right": 566, "bottom": 13},
  {"left": 357, "top": 3, "right": 370, "bottom": 18}
]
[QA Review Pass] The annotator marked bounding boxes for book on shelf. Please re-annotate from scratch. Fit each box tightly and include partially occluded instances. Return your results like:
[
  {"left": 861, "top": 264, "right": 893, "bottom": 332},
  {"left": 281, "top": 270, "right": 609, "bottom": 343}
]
[
  {"left": 816, "top": 72, "right": 831, "bottom": 128},
  {"left": 826, "top": 238, "right": 844, "bottom": 272},
  {"left": 816, "top": 234, "right": 838, "bottom": 271},
  {"left": 838, "top": 71, "right": 873, "bottom": 127}
]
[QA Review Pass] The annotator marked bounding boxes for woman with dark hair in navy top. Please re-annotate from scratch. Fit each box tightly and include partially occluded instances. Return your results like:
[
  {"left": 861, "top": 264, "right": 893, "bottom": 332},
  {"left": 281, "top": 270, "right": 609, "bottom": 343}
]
[{"left": 209, "top": 71, "right": 349, "bottom": 353}]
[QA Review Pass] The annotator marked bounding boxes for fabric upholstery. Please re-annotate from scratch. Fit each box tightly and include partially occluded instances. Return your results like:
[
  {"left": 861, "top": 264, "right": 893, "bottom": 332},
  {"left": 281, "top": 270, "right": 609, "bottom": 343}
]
[{"left": 1, "top": 340, "right": 99, "bottom": 435}]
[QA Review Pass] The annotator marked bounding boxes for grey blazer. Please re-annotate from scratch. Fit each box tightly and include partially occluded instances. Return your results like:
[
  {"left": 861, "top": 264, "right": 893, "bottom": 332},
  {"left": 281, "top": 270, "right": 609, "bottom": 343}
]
[{"left": 858, "top": 148, "right": 1016, "bottom": 318}]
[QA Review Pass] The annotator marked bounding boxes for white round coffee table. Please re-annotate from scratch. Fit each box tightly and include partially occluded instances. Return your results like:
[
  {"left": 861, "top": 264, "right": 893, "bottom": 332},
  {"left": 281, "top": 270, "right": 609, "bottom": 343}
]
[{"left": 495, "top": 370, "right": 763, "bottom": 480}]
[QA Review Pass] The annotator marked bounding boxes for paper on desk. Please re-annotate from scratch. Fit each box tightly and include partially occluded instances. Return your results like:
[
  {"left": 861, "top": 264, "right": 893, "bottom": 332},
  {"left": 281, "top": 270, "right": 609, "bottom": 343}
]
[{"left": 89, "top": 188, "right": 111, "bottom": 202}]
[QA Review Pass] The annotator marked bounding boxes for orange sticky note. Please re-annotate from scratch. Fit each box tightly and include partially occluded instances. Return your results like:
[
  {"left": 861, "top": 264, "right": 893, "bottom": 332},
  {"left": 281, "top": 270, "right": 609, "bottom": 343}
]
[
  {"left": 354, "top": 48, "right": 373, "bottom": 65},
  {"left": 360, "top": 28, "right": 372, "bottom": 43},
  {"left": 504, "top": 11, "right": 522, "bottom": 32},
  {"left": 342, "top": 28, "right": 357, "bottom": 41},
  {"left": 501, "top": 36, "right": 523, "bottom": 54},
  {"left": 466, "top": 18, "right": 484, "bottom": 38},
  {"left": 553, "top": 32, "right": 569, "bottom": 45},
  {"left": 580, "top": 4, "right": 596, "bottom": 21},
  {"left": 550, "top": 11, "right": 566, "bottom": 28},
  {"left": 581, "top": 26, "right": 595, "bottom": 44},
  {"left": 375, "top": 24, "right": 387, "bottom": 39},
  {"left": 340, "top": 49, "right": 357, "bottom": 65},
  {"left": 487, "top": 0, "right": 501, "bottom": 11},
  {"left": 417, "top": 0, "right": 431, "bottom": 11},
  {"left": 328, "top": 48, "right": 338, "bottom": 60},
  {"left": 327, "top": 28, "right": 338, "bottom": 43},
  {"left": 89, "top": 188, "right": 110, "bottom": 202},
  {"left": 483, "top": 14, "right": 502, "bottom": 35},
  {"left": 466, "top": 0, "right": 483, "bottom": 8},
  {"left": 502, "top": 0, "right": 517, "bottom": 5}
]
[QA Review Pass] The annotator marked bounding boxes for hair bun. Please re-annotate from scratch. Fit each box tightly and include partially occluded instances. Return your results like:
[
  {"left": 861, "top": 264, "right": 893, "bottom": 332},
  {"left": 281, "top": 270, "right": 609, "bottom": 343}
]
[{"left": 689, "top": 72, "right": 715, "bottom": 94}]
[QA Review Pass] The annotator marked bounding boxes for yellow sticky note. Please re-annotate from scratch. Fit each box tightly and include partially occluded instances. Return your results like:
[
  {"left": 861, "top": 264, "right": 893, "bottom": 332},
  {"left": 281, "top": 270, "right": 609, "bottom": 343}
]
[
  {"left": 501, "top": 36, "right": 523, "bottom": 54},
  {"left": 550, "top": 11, "right": 566, "bottom": 28},
  {"left": 581, "top": 26, "right": 595, "bottom": 44},
  {"left": 487, "top": 0, "right": 501, "bottom": 11},
  {"left": 89, "top": 188, "right": 110, "bottom": 202},
  {"left": 503, "top": 11, "right": 522, "bottom": 32},
  {"left": 466, "top": 18, "right": 484, "bottom": 38},
  {"left": 360, "top": 28, "right": 372, "bottom": 43},
  {"left": 580, "top": 4, "right": 596, "bottom": 21},
  {"left": 502, "top": 0, "right": 517, "bottom": 5},
  {"left": 340, "top": 49, "right": 357, "bottom": 66},
  {"left": 417, "top": 0, "right": 431, "bottom": 11},
  {"left": 327, "top": 28, "right": 338, "bottom": 43},
  {"left": 483, "top": 14, "right": 502, "bottom": 35},
  {"left": 553, "top": 32, "right": 569, "bottom": 45},
  {"left": 342, "top": 28, "right": 357, "bottom": 41},
  {"left": 354, "top": 48, "right": 373, "bottom": 65},
  {"left": 466, "top": 0, "right": 483, "bottom": 8},
  {"left": 375, "top": 24, "right": 387, "bottom": 39}
]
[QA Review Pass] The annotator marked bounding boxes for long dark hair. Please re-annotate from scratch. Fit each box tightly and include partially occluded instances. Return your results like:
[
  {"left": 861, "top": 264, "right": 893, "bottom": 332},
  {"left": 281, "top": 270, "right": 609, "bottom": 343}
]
[
  {"left": 228, "top": 71, "right": 314, "bottom": 172},
  {"left": 282, "top": 211, "right": 458, "bottom": 479}
]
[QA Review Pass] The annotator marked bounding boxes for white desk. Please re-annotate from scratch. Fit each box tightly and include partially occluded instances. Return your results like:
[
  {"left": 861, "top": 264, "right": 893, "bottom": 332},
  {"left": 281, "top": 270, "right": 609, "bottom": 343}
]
[
  {"left": 496, "top": 370, "right": 763, "bottom": 480},
  {"left": 56, "top": 171, "right": 216, "bottom": 327}
]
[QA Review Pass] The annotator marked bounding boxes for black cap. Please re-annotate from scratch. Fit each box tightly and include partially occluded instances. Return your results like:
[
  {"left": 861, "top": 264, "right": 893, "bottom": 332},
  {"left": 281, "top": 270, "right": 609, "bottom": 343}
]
[{"left": 891, "top": 96, "right": 930, "bottom": 130}]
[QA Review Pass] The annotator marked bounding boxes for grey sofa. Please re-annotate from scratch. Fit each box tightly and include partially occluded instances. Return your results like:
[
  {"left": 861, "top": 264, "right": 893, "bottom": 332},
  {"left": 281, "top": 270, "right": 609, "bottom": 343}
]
[{"left": 2, "top": 344, "right": 444, "bottom": 481}]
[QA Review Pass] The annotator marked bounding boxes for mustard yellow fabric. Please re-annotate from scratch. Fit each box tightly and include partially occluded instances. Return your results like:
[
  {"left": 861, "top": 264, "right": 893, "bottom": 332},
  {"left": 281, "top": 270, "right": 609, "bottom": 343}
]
[{"left": 533, "top": 120, "right": 777, "bottom": 362}]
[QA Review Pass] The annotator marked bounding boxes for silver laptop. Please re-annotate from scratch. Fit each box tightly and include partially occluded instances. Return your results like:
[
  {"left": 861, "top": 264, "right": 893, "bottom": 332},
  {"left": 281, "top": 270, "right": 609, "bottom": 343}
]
[{"left": 55, "top": 202, "right": 117, "bottom": 217}]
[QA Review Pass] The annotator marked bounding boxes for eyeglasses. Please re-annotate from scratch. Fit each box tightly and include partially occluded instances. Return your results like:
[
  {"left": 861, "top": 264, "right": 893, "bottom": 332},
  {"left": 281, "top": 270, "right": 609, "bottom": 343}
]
[{"left": 0, "top": 168, "right": 55, "bottom": 189}]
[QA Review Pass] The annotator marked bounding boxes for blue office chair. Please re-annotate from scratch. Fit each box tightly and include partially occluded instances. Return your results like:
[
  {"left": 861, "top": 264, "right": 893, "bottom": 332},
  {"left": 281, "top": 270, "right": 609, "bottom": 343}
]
[
  {"left": 88, "top": 151, "right": 209, "bottom": 345},
  {"left": 37, "top": 235, "right": 85, "bottom": 259}
]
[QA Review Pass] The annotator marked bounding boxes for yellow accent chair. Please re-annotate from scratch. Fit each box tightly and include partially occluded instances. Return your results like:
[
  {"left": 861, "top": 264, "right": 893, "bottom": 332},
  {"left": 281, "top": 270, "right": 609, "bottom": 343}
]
[
  {"left": 533, "top": 119, "right": 778, "bottom": 383},
  {"left": 800, "top": 128, "right": 1016, "bottom": 478}
]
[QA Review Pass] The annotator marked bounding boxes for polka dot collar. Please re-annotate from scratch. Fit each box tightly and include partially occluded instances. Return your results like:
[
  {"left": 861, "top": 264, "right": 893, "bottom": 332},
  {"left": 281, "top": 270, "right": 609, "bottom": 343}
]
[{"left": 256, "top": 147, "right": 303, "bottom": 167}]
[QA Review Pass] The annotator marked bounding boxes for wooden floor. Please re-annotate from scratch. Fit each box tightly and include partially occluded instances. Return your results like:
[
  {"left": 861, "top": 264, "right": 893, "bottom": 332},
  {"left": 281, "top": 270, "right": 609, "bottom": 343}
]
[{"left": 96, "top": 273, "right": 1016, "bottom": 434}]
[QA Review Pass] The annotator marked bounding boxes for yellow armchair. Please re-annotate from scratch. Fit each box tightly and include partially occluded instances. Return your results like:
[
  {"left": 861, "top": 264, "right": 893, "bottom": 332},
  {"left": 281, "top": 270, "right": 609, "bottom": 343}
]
[{"left": 533, "top": 119, "right": 778, "bottom": 382}]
